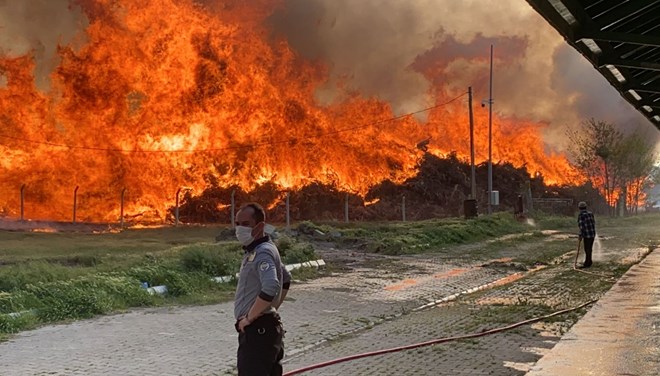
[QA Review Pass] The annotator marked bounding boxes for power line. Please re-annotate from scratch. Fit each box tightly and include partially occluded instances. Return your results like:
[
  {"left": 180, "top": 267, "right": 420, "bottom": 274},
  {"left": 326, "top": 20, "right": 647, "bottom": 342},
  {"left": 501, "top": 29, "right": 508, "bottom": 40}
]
[{"left": 0, "top": 92, "right": 467, "bottom": 154}]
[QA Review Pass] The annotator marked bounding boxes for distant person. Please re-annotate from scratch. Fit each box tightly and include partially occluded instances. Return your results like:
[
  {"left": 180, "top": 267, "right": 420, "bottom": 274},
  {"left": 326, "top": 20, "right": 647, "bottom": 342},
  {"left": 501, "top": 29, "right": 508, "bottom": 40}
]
[
  {"left": 233, "top": 202, "right": 291, "bottom": 376},
  {"left": 577, "top": 201, "right": 596, "bottom": 268}
]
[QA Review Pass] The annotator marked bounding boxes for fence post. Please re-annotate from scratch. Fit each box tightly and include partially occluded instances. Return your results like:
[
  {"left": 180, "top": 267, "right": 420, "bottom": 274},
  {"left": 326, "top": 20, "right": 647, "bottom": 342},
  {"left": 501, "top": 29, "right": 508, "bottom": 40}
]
[
  {"left": 344, "top": 193, "right": 349, "bottom": 223},
  {"left": 231, "top": 189, "right": 236, "bottom": 228},
  {"left": 73, "top": 186, "right": 79, "bottom": 224},
  {"left": 20, "top": 184, "right": 26, "bottom": 221},
  {"left": 175, "top": 188, "right": 182, "bottom": 226},
  {"left": 402, "top": 195, "right": 406, "bottom": 222},
  {"left": 286, "top": 191, "right": 290, "bottom": 232},
  {"left": 120, "top": 188, "right": 126, "bottom": 228}
]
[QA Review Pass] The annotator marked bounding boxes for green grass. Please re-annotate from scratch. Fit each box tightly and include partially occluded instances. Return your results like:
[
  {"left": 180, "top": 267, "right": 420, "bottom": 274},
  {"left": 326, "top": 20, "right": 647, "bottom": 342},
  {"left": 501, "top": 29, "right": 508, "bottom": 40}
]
[
  {"left": 0, "top": 226, "right": 225, "bottom": 266},
  {"left": 0, "top": 225, "right": 319, "bottom": 337},
  {"left": 295, "top": 212, "right": 530, "bottom": 255}
]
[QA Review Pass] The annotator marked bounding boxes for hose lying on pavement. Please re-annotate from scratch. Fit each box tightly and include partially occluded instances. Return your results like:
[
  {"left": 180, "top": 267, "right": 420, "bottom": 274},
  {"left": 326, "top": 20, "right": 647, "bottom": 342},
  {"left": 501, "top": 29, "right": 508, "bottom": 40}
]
[{"left": 283, "top": 300, "right": 597, "bottom": 376}]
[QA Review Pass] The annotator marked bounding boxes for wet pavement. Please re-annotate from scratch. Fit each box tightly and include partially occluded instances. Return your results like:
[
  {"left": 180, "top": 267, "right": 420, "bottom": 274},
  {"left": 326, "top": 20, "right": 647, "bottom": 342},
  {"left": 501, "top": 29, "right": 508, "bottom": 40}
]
[
  {"left": 526, "top": 248, "right": 660, "bottom": 376},
  {"left": 0, "top": 231, "right": 655, "bottom": 375},
  {"left": 0, "top": 252, "right": 515, "bottom": 375}
]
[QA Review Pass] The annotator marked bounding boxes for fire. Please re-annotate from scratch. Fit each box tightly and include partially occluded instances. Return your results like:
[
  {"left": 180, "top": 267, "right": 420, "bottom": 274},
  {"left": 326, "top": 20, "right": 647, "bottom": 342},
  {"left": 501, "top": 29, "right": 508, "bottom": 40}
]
[
  {"left": 0, "top": 0, "right": 579, "bottom": 222},
  {"left": 364, "top": 198, "right": 381, "bottom": 206}
]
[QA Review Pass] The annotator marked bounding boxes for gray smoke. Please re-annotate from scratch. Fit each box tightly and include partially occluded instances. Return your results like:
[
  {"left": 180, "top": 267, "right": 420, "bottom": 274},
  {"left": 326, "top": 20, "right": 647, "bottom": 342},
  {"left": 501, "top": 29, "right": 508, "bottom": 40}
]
[
  {"left": 0, "top": 0, "right": 87, "bottom": 90},
  {"left": 270, "top": 0, "right": 659, "bottom": 149}
]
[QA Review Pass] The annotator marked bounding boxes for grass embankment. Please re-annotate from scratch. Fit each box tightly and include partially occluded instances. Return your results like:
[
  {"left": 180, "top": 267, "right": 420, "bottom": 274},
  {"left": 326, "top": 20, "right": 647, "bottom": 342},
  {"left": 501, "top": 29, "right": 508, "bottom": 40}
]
[
  {"left": 296, "top": 212, "right": 532, "bottom": 255},
  {"left": 0, "top": 226, "right": 317, "bottom": 337}
]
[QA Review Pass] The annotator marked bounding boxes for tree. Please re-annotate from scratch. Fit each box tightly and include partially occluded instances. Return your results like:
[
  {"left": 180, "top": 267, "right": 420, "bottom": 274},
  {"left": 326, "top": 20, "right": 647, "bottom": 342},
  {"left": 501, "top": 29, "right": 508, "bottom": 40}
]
[
  {"left": 568, "top": 119, "right": 658, "bottom": 215},
  {"left": 567, "top": 119, "right": 622, "bottom": 215},
  {"left": 612, "top": 130, "right": 657, "bottom": 214}
]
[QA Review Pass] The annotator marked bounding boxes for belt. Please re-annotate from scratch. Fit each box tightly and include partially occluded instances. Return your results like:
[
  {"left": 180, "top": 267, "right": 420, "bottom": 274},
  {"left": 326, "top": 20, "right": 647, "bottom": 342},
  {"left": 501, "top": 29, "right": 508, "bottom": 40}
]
[{"left": 235, "top": 312, "right": 281, "bottom": 333}]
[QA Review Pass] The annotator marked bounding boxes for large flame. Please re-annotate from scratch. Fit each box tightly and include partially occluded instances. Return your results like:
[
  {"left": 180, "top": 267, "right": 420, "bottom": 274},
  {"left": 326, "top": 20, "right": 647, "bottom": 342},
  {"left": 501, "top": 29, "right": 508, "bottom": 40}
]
[{"left": 0, "top": 0, "right": 579, "bottom": 222}]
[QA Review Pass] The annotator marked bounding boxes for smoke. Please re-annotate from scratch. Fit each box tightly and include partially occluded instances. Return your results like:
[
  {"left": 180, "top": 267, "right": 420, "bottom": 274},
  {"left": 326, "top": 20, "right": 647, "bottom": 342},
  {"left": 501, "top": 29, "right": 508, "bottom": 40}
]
[
  {"left": 269, "top": 0, "right": 438, "bottom": 116},
  {"left": 550, "top": 43, "right": 660, "bottom": 148},
  {"left": 270, "top": 0, "right": 658, "bottom": 149},
  {"left": 0, "top": 0, "right": 87, "bottom": 90}
]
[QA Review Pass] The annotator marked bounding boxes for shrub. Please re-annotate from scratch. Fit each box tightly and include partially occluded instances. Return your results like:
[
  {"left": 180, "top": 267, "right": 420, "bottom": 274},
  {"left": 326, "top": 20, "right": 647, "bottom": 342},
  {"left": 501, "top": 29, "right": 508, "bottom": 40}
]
[
  {"left": 0, "top": 261, "right": 87, "bottom": 292},
  {"left": 11, "top": 275, "right": 154, "bottom": 323},
  {"left": 25, "top": 280, "right": 115, "bottom": 321},
  {"left": 277, "top": 236, "right": 317, "bottom": 264},
  {"left": 0, "top": 291, "right": 40, "bottom": 314},
  {"left": 179, "top": 243, "right": 242, "bottom": 276},
  {"left": 0, "top": 312, "right": 38, "bottom": 334},
  {"left": 126, "top": 265, "right": 213, "bottom": 296}
]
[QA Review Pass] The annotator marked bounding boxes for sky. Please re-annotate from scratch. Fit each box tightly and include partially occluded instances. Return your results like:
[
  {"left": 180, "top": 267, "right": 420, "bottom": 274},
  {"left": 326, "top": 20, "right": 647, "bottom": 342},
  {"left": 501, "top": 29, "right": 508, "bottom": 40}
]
[{"left": 269, "top": 0, "right": 660, "bottom": 151}]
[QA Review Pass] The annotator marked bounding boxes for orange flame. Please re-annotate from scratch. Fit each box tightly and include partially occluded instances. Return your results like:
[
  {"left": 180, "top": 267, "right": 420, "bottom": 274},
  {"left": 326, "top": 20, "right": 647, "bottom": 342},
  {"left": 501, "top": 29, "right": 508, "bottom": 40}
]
[{"left": 0, "top": 0, "right": 579, "bottom": 222}]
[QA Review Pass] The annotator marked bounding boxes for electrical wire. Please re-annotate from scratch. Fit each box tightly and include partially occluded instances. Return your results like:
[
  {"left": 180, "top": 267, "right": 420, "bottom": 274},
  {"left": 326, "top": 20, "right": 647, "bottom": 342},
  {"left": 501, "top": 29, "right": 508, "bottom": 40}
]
[{"left": 0, "top": 92, "right": 467, "bottom": 154}]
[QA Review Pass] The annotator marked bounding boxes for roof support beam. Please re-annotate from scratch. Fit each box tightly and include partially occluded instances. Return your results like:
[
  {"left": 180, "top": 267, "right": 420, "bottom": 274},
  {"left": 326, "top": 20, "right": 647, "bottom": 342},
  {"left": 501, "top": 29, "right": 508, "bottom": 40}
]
[
  {"left": 623, "top": 84, "right": 660, "bottom": 94},
  {"left": 588, "top": 0, "right": 660, "bottom": 30},
  {"left": 580, "top": 31, "right": 660, "bottom": 47},
  {"left": 599, "top": 58, "right": 660, "bottom": 72},
  {"left": 525, "top": 0, "right": 660, "bottom": 130},
  {"left": 526, "top": 0, "right": 577, "bottom": 40}
]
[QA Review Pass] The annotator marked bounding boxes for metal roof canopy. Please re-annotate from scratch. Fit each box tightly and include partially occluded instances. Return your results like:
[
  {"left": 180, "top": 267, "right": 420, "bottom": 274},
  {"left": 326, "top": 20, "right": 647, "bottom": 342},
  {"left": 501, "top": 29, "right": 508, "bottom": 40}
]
[{"left": 526, "top": 0, "right": 660, "bottom": 130}]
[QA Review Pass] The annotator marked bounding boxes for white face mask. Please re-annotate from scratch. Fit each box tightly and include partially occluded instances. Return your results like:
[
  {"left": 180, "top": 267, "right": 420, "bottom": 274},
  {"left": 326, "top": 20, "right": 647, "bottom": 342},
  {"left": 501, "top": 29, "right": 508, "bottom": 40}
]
[{"left": 235, "top": 226, "right": 254, "bottom": 246}]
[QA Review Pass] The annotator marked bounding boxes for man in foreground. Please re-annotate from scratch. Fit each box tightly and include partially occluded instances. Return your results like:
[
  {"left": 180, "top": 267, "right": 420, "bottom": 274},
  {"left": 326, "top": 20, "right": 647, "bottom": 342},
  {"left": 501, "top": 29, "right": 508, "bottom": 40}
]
[
  {"left": 577, "top": 201, "right": 596, "bottom": 268},
  {"left": 233, "top": 202, "right": 291, "bottom": 376}
]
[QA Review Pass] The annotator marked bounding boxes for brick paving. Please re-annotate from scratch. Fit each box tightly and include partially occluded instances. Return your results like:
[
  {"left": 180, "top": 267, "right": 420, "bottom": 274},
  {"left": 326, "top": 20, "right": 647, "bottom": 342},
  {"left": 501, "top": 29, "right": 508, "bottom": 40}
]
[
  {"left": 0, "top": 232, "right": 649, "bottom": 376},
  {"left": 0, "top": 253, "right": 511, "bottom": 376}
]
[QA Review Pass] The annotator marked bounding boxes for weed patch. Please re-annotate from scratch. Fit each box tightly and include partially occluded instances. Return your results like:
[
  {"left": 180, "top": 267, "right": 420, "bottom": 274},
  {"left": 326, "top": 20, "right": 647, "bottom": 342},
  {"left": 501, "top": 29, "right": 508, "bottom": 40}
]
[
  {"left": 300, "top": 213, "right": 530, "bottom": 255},
  {"left": 179, "top": 243, "right": 242, "bottom": 276},
  {"left": 0, "top": 229, "right": 319, "bottom": 337},
  {"left": 277, "top": 236, "right": 318, "bottom": 264}
]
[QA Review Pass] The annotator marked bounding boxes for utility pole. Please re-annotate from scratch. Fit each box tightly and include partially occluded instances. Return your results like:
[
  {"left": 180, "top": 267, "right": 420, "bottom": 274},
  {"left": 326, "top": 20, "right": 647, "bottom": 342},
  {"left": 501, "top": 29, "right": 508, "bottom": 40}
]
[
  {"left": 487, "top": 44, "right": 494, "bottom": 215},
  {"left": 468, "top": 87, "right": 476, "bottom": 200}
]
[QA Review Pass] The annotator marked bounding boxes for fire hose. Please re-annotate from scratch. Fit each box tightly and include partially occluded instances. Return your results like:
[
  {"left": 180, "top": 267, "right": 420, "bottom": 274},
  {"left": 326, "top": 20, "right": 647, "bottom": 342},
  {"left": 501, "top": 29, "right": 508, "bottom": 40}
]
[
  {"left": 284, "top": 239, "right": 627, "bottom": 375},
  {"left": 283, "top": 299, "right": 596, "bottom": 376}
]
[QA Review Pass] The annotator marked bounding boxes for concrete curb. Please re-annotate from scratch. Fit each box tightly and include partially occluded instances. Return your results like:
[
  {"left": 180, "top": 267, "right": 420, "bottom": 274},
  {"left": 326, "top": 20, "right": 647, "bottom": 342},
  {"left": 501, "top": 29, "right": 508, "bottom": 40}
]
[{"left": 145, "top": 259, "right": 326, "bottom": 295}]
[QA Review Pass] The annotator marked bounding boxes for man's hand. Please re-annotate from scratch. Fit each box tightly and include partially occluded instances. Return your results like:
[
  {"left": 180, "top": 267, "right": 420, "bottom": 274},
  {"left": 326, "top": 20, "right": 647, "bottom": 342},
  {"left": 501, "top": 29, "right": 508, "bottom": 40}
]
[{"left": 238, "top": 316, "right": 251, "bottom": 332}]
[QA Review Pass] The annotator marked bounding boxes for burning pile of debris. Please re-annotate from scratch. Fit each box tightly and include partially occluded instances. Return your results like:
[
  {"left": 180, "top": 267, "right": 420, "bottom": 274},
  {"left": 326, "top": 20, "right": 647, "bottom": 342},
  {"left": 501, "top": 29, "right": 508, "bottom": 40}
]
[{"left": 170, "top": 153, "right": 599, "bottom": 224}]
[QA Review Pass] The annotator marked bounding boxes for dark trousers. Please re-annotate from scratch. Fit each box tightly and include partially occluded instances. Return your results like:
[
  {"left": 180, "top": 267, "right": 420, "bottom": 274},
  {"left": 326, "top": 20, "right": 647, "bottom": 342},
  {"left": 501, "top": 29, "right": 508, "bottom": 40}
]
[
  {"left": 583, "top": 237, "right": 594, "bottom": 266},
  {"left": 237, "top": 313, "right": 284, "bottom": 376}
]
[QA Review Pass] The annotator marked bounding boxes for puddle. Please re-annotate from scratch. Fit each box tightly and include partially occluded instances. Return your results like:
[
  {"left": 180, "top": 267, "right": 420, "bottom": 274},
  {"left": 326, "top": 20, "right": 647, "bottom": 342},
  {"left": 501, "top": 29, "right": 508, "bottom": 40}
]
[
  {"left": 521, "top": 346, "right": 552, "bottom": 356},
  {"left": 531, "top": 321, "right": 566, "bottom": 337},
  {"left": 384, "top": 278, "right": 418, "bottom": 291},
  {"left": 503, "top": 361, "right": 534, "bottom": 372},
  {"left": 490, "top": 272, "right": 525, "bottom": 287},
  {"left": 475, "top": 296, "right": 520, "bottom": 305},
  {"left": 433, "top": 268, "right": 470, "bottom": 279}
]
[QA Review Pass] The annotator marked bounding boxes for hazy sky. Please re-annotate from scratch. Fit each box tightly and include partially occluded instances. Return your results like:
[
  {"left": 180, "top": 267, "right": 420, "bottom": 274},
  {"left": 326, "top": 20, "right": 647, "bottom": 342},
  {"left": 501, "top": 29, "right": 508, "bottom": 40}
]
[{"left": 270, "top": 0, "right": 659, "bottom": 150}]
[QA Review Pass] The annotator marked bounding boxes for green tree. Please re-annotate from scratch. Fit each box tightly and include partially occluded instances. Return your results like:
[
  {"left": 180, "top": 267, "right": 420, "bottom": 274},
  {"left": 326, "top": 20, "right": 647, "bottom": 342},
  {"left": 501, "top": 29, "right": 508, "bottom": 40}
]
[
  {"left": 612, "top": 130, "right": 657, "bottom": 214},
  {"left": 567, "top": 119, "right": 622, "bottom": 214}
]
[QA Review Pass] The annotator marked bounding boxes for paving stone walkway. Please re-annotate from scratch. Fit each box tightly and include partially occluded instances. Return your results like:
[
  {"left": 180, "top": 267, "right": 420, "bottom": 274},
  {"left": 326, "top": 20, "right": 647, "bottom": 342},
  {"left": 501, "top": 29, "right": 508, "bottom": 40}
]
[
  {"left": 0, "top": 255, "right": 510, "bottom": 375},
  {"left": 0, "top": 232, "right": 649, "bottom": 376}
]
